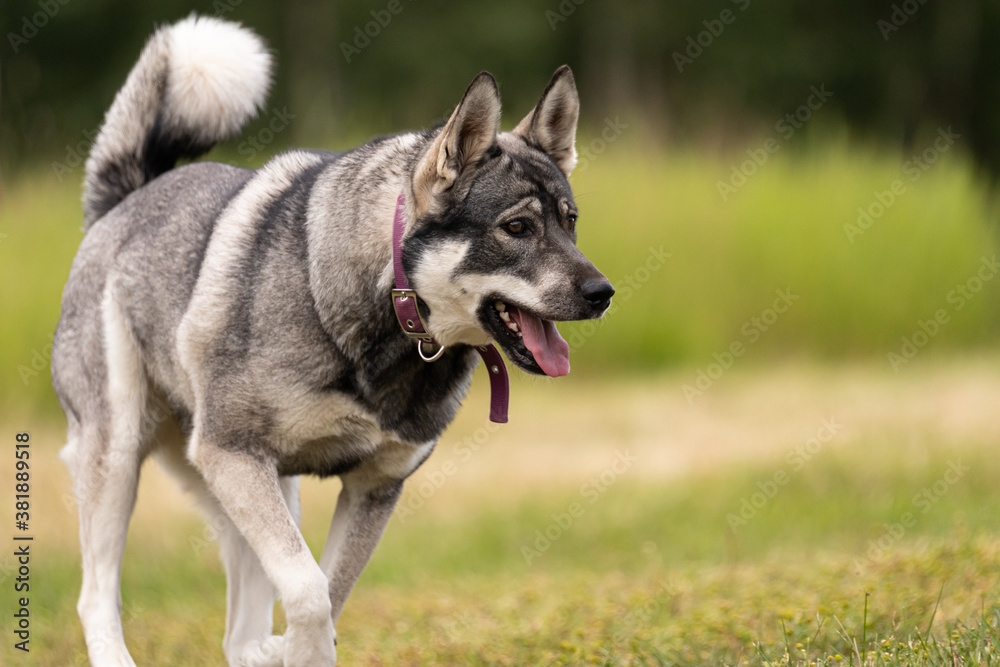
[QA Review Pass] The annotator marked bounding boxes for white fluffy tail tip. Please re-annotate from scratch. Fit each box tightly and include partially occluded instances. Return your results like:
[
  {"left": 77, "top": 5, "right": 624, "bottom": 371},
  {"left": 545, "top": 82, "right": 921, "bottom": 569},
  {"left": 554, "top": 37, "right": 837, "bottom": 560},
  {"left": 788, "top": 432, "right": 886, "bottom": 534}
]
[{"left": 164, "top": 15, "right": 272, "bottom": 143}]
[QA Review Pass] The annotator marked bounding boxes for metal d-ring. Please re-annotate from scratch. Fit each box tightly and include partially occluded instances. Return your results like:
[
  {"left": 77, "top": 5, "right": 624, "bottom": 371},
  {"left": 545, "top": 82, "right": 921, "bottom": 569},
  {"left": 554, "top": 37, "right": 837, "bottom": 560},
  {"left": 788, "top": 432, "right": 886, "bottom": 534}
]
[{"left": 417, "top": 339, "right": 446, "bottom": 362}]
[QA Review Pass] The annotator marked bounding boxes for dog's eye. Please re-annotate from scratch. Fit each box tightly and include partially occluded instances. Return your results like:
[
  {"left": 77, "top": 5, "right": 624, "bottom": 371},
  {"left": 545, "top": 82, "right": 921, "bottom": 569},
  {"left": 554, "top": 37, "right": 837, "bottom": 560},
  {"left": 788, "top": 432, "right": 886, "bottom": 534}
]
[
  {"left": 505, "top": 220, "right": 528, "bottom": 236},
  {"left": 567, "top": 213, "right": 578, "bottom": 229}
]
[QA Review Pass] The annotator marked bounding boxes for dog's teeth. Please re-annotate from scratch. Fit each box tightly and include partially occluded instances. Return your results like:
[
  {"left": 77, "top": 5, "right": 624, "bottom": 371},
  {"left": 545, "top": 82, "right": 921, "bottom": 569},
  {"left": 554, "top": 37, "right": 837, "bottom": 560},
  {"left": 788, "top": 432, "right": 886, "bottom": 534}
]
[
  {"left": 494, "top": 301, "right": 506, "bottom": 312},
  {"left": 500, "top": 311, "right": 510, "bottom": 322},
  {"left": 508, "top": 322, "right": 519, "bottom": 333}
]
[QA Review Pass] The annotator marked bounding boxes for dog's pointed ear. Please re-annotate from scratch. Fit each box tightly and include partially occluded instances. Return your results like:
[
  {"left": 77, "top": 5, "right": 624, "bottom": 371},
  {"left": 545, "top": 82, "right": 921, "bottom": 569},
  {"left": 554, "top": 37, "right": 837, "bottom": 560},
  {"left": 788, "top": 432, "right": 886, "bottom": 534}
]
[
  {"left": 413, "top": 72, "right": 501, "bottom": 214},
  {"left": 513, "top": 65, "right": 579, "bottom": 177}
]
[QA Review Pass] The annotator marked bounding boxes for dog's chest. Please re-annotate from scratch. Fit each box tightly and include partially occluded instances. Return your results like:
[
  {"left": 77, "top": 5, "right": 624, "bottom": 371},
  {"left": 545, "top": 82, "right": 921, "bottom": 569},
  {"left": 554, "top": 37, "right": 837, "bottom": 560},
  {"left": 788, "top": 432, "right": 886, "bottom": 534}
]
[{"left": 270, "top": 390, "right": 435, "bottom": 480}]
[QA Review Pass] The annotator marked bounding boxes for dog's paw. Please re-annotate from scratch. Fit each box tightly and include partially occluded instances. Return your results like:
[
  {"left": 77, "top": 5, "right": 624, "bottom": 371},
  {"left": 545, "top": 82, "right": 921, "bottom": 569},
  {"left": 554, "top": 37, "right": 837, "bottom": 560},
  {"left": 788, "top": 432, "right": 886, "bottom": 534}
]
[
  {"left": 283, "top": 625, "right": 337, "bottom": 666},
  {"left": 239, "top": 635, "right": 286, "bottom": 667}
]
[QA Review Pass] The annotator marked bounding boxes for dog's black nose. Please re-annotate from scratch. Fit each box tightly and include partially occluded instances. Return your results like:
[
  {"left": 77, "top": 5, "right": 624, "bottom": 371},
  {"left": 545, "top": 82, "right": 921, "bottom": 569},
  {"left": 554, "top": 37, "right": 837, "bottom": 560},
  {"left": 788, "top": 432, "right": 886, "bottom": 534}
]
[{"left": 580, "top": 278, "right": 615, "bottom": 310}]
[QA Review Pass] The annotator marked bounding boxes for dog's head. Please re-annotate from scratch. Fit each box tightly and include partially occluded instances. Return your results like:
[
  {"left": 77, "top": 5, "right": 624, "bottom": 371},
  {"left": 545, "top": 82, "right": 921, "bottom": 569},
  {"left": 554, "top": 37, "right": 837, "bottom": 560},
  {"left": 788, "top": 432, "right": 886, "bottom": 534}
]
[{"left": 405, "top": 66, "right": 614, "bottom": 377}]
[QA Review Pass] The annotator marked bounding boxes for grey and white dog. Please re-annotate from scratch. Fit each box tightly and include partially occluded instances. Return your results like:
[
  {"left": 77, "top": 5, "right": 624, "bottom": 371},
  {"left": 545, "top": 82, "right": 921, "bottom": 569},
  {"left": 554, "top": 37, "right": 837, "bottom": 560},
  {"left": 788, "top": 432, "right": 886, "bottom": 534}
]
[{"left": 52, "top": 15, "right": 613, "bottom": 666}]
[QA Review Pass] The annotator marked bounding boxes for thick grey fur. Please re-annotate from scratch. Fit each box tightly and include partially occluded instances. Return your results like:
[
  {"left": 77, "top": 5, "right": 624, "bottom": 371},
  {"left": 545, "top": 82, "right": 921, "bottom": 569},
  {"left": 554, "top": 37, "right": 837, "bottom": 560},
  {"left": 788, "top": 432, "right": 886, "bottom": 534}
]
[{"left": 52, "top": 16, "right": 613, "bottom": 667}]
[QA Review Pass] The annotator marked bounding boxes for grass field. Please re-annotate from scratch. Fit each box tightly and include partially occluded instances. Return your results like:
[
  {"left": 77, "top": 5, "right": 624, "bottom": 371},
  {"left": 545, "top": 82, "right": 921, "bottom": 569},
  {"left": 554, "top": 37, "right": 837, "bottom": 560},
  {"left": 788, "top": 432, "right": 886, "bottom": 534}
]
[{"left": 3, "top": 360, "right": 1000, "bottom": 665}]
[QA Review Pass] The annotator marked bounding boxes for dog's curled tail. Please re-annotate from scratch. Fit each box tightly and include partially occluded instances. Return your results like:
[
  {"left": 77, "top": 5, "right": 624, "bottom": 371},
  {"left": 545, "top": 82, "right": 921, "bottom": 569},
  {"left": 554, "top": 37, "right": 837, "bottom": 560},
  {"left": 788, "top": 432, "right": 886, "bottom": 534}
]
[{"left": 82, "top": 15, "right": 271, "bottom": 229}]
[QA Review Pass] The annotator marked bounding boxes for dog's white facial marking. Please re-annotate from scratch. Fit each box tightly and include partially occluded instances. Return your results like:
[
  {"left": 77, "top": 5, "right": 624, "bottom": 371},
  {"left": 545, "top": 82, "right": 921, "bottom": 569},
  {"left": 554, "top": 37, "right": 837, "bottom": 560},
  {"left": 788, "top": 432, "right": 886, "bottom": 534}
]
[
  {"left": 409, "top": 240, "right": 487, "bottom": 347},
  {"left": 409, "top": 240, "right": 549, "bottom": 347}
]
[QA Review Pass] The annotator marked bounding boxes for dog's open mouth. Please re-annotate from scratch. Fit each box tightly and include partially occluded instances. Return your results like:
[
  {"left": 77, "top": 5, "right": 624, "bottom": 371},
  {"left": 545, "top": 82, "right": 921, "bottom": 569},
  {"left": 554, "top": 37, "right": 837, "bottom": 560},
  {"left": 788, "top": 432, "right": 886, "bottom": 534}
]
[{"left": 480, "top": 298, "right": 571, "bottom": 377}]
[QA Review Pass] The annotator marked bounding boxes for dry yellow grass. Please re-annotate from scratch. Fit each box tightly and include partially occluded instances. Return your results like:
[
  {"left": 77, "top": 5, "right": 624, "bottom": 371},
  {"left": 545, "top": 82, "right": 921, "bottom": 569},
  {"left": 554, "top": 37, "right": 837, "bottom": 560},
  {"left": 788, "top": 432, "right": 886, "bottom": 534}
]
[
  {"left": 3, "top": 359, "right": 1000, "bottom": 665},
  {"left": 396, "top": 356, "right": 1000, "bottom": 510}
]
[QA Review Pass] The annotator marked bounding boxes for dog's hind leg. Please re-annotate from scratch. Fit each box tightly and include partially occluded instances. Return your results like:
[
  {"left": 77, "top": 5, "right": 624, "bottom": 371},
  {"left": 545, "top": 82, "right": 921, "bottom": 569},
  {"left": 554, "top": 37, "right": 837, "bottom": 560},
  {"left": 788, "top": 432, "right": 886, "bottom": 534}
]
[
  {"left": 156, "top": 441, "right": 301, "bottom": 667},
  {"left": 72, "top": 427, "right": 141, "bottom": 667},
  {"left": 69, "top": 290, "right": 151, "bottom": 667}
]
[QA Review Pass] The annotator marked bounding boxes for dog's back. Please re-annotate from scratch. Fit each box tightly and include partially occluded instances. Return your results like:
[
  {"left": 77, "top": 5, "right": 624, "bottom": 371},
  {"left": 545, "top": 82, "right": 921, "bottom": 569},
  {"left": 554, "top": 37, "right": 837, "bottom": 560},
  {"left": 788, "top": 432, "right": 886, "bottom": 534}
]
[{"left": 54, "top": 163, "right": 251, "bottom": 443}]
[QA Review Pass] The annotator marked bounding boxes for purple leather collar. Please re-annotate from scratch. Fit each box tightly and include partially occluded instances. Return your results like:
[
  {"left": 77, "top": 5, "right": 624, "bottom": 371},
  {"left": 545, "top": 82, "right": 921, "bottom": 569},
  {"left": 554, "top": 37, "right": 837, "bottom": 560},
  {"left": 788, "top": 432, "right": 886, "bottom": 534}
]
[{"left": 391, "top": 193, "right": 509, "bottom": 423}]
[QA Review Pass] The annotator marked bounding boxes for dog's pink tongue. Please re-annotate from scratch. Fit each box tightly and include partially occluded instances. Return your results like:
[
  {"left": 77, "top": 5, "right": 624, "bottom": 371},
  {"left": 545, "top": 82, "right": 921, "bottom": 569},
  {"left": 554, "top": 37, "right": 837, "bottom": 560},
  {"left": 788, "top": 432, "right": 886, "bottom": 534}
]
[{"left": 515, "top": 308, "right": 571, "bottom": 377}]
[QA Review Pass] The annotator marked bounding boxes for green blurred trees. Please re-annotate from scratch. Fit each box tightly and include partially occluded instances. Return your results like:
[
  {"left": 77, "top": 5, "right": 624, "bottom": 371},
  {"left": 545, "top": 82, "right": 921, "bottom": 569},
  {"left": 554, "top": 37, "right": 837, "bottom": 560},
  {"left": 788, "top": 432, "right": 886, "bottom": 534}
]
[{"left": 3, "top": 0, "right": 1000, "bottom": 175}]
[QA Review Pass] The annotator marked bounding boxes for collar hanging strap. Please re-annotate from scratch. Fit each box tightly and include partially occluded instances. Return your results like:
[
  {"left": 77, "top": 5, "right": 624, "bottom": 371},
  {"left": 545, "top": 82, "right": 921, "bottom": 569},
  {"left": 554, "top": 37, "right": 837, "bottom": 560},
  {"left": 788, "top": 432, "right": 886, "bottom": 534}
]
[
  {"left": 391, "top": 192, "right": 509, "bottom": 423},
  {"left": 475, "top": 344, "right": 509, "bottom": 423}
]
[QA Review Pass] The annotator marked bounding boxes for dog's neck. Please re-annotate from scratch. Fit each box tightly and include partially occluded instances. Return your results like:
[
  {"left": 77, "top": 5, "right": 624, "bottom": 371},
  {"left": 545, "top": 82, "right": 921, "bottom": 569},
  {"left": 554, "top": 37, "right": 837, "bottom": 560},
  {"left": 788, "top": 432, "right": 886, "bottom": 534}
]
[{"left": 301, "top": 141, "right": 483, "bottom": 443}]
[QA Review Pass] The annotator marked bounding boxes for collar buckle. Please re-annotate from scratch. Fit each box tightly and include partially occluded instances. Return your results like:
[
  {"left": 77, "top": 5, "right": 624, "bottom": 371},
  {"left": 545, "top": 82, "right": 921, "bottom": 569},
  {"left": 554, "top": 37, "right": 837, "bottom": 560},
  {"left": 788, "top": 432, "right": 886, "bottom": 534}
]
[{"left": 390, "top": 288, "right": 436, "bottom": 342}]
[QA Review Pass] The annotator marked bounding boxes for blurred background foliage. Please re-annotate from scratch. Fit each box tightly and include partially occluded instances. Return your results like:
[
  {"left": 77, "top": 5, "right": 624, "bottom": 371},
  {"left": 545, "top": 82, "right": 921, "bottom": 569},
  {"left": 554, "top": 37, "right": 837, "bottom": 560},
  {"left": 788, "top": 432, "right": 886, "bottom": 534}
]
[
  {"left": 2, "top": 0, "right": 1000, "bottom": 414},
  {"left": 5, "top": 0, "right": 1000, "bottom": 169}
]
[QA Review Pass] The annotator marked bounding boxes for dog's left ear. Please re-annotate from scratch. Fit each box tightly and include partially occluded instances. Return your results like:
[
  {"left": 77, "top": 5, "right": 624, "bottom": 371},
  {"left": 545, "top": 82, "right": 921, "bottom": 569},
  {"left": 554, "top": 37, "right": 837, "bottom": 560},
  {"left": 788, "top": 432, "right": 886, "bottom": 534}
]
[{"left": 513, "top": 65, "right": 580, "bottom": 178}]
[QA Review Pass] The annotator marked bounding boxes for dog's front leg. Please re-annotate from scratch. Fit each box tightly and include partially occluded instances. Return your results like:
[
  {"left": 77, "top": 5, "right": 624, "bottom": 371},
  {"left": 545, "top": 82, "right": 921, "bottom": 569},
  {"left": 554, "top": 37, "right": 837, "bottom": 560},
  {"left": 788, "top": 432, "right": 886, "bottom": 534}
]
[
  {"left": 319, "top": 472, "right": 403, "bottom": 624},
  {"left": 192, "top": 435, "right": 336, "bottom": 667}
]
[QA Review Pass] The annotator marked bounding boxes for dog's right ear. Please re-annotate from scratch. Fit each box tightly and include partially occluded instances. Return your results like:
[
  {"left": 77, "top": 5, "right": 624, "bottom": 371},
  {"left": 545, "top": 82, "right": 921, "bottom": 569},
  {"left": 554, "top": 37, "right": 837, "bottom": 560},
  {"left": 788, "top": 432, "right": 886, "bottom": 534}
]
[{"left": 413, "top": 72, "right": 501, "bottom": 216}]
